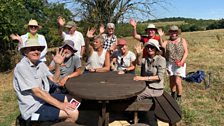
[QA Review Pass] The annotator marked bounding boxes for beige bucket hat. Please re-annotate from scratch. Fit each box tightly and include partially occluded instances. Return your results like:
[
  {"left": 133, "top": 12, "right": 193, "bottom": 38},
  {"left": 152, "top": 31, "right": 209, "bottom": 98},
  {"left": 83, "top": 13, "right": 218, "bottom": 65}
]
[
  {"left": 144, "top": 39, "right": 161, "bottom": 51},
  {"left": 20, "top": 38, "right": 45, "bottom": 55}
]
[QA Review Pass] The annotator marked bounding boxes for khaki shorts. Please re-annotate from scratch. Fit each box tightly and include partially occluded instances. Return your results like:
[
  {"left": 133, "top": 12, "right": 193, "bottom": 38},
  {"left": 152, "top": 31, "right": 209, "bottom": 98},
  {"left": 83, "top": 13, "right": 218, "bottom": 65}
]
[{"left": 167, "top": 61, "right": 186, "bottom": 78}]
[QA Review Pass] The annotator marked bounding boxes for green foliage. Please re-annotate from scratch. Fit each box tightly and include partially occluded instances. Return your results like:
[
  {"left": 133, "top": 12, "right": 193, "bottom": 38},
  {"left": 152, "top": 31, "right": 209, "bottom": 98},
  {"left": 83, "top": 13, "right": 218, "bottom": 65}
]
[{"left": 0, "top": 0, "right": 73, "bottom": 71}]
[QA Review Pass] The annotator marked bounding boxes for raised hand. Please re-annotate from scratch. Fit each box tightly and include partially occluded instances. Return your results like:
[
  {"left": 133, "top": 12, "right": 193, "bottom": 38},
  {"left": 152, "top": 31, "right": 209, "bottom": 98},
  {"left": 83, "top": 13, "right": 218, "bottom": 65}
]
[
  {"left": 57, "top": 16, "right": 65, "bottom": 26},
  {"left": 157, "top": 28, "right": 164, "bottom": 36},
  {"left": 86, "top": 27, "right": 96, "bottom": 38},
  {"left": 99, "top": 24, "right": 105, "bottom": 34},
  {"left": 130, "top": 19, "right": 137, "bottom": 29},
  {"left": 134, "top": 43, "right": 143, "bottom": 55},
  {"left": 53, "top": 48, "right": 65, "bottom": 65},
  {"left": 10, "top": 34, "right": 22, "bottom": 44}
]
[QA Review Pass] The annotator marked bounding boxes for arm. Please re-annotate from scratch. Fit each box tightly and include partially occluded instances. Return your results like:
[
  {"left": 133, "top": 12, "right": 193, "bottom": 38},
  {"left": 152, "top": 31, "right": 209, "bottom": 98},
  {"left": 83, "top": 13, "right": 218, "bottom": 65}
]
[
  {"left": 130, "top": 19, "right": 141, "bottom": 41},
  {"left": 48, "top": 48, "right": 65, "bottom": 83},
  {"left": 180, "top": 38, "right": 188, "bottom": 65},
  {"left": 59, "top": 68, "right": 82, "bottom": 86},
  {"left": 99, "top": 24, "right": 105, "bottom": 35},
  {"left": 57, "top": 16, "right": 65, "bottom": 38},
  {"left": 134, "top": 43, "right": 143, "bottom": 65},
  {"left": 157, "top": 28, "right": 165, "bottom": 46},
  {"left": 95, "top": 51, "right": 110, "bottom": 72}
]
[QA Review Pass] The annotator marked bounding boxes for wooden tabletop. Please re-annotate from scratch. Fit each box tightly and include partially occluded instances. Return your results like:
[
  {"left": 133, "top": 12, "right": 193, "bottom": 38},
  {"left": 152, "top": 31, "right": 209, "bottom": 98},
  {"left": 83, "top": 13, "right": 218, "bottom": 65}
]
[{"left": 66, "top": 72, "right": 146, "bottom": 101}]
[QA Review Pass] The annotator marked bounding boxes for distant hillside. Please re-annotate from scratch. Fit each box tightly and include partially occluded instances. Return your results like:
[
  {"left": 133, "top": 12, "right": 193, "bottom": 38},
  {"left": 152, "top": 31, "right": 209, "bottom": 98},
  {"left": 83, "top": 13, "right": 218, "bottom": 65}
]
[{"left": 116, "top": 17, "right": 224, "bottom": 37}]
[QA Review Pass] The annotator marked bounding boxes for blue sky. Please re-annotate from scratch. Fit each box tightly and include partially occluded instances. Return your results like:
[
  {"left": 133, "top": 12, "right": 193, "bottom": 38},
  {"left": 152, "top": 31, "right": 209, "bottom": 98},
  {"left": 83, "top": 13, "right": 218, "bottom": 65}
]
[
  {"left": 155, "top": 0, "right": 224, "bottom": 19},
  {"left": 48, "top": 0, "right": 224, "bottom": 20}
]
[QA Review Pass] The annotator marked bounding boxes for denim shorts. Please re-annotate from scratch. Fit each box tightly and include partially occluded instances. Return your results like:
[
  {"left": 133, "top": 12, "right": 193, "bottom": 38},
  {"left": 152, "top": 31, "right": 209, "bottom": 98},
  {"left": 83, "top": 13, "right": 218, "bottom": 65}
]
[{"left": 35, "top": 93, "right": 65, "bottom": 121}]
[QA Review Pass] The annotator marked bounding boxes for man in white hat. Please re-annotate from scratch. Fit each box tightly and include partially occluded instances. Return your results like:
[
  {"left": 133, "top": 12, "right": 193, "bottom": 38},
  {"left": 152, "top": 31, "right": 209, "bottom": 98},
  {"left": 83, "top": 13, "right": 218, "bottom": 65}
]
[
  {"left": 13, "top": 38, "right": 79, "bottom": 124},
  {"left": 130, "top": 19, "right": 161, "bottom": 58},
  {"left": 57, "top": 16, "right": 85, "bottom": 59},
  {"left": 10, "top": 19, "right": 48, "bottom": 62},
  {"left": 49, "top": 40, "right": 82, "bottom": 90}
]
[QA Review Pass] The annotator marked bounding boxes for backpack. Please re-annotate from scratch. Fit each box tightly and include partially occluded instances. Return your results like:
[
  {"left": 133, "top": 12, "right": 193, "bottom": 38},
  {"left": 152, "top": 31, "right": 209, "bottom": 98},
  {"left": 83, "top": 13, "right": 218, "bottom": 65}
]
[{"left": 184, "top": 70, "right": 205, "bottom": 83}]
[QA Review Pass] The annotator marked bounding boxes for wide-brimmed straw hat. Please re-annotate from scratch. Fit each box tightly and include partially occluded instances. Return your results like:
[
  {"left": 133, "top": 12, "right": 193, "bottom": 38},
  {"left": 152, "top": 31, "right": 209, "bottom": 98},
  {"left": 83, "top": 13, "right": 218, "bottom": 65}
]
[
  {"left": 168, "top": 25, "right": 181, "bottom": 34},
  {"left": 144, "top": 39, "right": 161, "bottom": 51},
  {"left": 65, "top": 21, "right": 77, "bottom": 28},
  {"left": 24, "top": 19, "right": 42, "bottom": 29},
  {"left": 60, "top": 40, "right": 77, "bottom": 53},
  {"left": 145, "top": 24, "right": 157, "bottom": 31},
  {"left": 20, "top": 38, "right": 45, "bottom": 55}
]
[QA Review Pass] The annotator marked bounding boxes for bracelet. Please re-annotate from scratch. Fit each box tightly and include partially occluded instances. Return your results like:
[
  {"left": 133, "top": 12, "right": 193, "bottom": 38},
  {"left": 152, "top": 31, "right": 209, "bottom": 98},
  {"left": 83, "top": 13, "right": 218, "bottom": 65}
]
[
  {"left": 67, "top": 75, "right": 71, "bottom": 79},
  {"left": 148, "top": 76, "right": 151, "bottom": 81}
]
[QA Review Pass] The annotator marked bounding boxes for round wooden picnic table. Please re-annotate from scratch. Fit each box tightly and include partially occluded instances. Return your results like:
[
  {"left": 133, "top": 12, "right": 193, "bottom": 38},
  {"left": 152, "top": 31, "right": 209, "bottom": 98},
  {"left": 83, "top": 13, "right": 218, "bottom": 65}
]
[{"left": 66, "top": 72, "right": 146, "bottom": 126}]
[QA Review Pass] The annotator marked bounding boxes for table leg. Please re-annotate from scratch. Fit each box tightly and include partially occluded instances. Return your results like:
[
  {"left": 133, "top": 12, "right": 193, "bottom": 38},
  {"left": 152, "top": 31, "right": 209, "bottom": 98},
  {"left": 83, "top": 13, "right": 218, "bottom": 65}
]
[{"left": 98, "top": 101, "right": 109, "bottom": 126}]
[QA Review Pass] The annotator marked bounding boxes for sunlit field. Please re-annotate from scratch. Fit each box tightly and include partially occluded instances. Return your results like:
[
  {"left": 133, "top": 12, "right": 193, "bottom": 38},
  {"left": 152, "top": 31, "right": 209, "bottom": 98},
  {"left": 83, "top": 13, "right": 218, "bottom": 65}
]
[{"left": 0, "top": 29, "right": 224, "bottom": 126}]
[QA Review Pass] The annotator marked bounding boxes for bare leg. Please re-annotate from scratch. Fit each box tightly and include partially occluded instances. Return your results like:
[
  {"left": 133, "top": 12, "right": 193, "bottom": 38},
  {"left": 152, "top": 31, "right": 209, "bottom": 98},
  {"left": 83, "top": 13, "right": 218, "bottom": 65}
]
[{"left": 175, "top": 76, "right": 183, "bottom": 96}]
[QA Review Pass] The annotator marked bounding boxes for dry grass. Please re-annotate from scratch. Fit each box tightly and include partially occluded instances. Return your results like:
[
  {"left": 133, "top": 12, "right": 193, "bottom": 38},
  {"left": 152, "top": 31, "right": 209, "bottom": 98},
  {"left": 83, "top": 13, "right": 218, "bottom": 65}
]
[{"left": 0, "top": 29, "right": 224, "bottom": 126}]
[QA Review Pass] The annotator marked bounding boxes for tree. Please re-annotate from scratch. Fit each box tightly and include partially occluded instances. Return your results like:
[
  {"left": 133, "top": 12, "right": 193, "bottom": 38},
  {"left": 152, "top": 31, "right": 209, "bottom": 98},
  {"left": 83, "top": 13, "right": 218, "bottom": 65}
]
[{"left": 58, "top": 0, "right": 167, "bottom": 26}]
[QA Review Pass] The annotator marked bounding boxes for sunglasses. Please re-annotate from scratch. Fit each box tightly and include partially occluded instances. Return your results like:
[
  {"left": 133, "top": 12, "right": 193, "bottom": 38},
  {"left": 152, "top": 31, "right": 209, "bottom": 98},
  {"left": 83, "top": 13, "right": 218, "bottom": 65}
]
[
  {"left": 30, "top": 47, "right": 42, "bottom": 51},
  {"left": 29, "top": 25, "right": 38, "bottom": 29},
  {"left": 145, "top": 45, "right": 155, "bottom": 49}
]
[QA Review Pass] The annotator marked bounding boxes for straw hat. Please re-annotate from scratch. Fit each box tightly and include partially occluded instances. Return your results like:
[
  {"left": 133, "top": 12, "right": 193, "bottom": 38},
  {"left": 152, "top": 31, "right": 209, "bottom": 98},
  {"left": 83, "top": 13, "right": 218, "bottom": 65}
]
[
  {"left": 145, "top": 24, "right": 157, "bottom": 31},
  {"left": 144, "top": 39, "right": 161, "bottom": 51},
  {"left": 169, "top": 25, "right": 181, "bottom": 34},
  {"left": 24, "top": 19, "right": 42, "bottom": 29},
  {"left": 20, "top": 39, "right": 45, "bottom": 54}
]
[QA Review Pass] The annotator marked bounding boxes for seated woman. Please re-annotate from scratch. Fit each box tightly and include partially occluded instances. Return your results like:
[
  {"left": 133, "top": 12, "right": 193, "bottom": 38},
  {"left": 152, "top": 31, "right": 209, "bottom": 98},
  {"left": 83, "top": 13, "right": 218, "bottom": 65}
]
[
  {"left": 111, "top": 39, "right": 136, "bottom": 74},
  {"left": 85, "top": 28, "right": 110, "bottom": 73},
  {"left": 134, "top": 39, "right": 166, "bottom": 100}
]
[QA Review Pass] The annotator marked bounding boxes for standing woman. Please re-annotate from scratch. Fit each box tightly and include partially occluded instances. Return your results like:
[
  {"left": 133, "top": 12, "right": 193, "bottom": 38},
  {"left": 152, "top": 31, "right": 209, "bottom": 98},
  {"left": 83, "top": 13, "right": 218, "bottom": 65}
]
[
  {"left": 134, "top": 39, "right": 166, "bottom": 100},
  {"left": 111, "top": 39, "right": 136, "bottom": 74},
  {"left": 10, "top": 19, "right": 48, "bottom": 62},
  {"left": 99, "top": 23, "right": 117, "bottom": 53},
  {"left": 85, "top": 28, "right": 110, "bottom": 73},
  {"left": 160, "top": 25, "right": 188, "bottom": 101}
]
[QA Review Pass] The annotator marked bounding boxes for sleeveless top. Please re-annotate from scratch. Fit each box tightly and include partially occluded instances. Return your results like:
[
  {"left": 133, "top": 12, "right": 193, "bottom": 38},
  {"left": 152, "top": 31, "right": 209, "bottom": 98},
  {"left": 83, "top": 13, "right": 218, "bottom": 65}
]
[
  {"left": 166, "top": 38, "right": 184, "bottom": 62},
  {"left": 86, "top": 49, "right": 107, "bottom": 69}
]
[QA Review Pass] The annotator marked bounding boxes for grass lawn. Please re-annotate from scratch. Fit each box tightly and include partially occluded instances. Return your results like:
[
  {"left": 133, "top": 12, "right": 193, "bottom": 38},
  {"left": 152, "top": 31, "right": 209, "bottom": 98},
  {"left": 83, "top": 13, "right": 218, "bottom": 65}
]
[{"left": 0, "top": 29, "right": 224, "bottom": 126}]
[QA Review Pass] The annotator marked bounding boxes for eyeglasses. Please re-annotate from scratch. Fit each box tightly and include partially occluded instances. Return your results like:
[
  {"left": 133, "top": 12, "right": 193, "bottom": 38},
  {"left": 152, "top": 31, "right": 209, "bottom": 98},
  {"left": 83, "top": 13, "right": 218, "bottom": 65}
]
[
  {"left": 145, "top": 45, "right": 155, "bottom": 49},
  {"left": 29, "top": 25, "right": 38, "bottom": 29},
  {"left": 117, "top": 45, "right": 125, "bottom": 49},
  {"left": 30, "top": 47, "right": 42, "bottom": 51}
]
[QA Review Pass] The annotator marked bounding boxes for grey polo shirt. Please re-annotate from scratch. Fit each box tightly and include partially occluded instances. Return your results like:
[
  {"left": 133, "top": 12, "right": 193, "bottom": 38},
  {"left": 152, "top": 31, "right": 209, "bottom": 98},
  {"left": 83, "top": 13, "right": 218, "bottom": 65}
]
[
  {"left": 50, "top": 55, "right": 81, "bottom": 78},
  {"left": 13, "top": 57, "right": 53, "bottom": 120},
  {"left": 142, "top": 55, "right": 166, "bottom": 89}
]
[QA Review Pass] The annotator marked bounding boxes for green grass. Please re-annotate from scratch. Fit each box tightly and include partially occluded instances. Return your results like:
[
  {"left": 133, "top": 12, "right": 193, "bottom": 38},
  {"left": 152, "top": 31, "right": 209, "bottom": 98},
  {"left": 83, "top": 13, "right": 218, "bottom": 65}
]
[{"left": 0, "top": 29, "right": 224, "bottom": 125}]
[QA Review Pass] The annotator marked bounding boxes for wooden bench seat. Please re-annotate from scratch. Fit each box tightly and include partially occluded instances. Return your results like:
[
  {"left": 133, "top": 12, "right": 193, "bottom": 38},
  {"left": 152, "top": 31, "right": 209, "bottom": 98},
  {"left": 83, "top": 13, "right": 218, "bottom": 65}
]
[{"left": 153, "top": 91, "right": 182, "bottom": 125}]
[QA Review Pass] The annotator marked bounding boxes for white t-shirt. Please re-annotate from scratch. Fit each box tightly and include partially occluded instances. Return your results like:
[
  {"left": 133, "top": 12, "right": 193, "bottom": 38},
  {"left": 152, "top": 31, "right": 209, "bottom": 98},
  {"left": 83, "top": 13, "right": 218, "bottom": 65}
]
[
  {"left": 113, "top": 51, "right": 136, "bottom": 71},
  {"left": 62, "top": 31, "right": 85, "bottom": 58}
]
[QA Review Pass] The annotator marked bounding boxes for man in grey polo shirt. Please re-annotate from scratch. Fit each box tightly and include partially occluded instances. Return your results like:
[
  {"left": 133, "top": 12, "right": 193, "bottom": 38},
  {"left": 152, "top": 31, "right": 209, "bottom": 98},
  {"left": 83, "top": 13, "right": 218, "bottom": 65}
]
[
  {"left": 49, "top": 40, "right": 82, "bottom": 90},
  {"left": 13, "top": 38, "right": 79, "bottom": 123}
]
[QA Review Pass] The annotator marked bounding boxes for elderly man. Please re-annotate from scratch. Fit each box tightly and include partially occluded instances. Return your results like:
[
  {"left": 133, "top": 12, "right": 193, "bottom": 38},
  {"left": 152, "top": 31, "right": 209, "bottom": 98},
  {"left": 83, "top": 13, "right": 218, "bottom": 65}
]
[
  {"left": 57, "top": 16, "right": 85, "bottom": 59},
  {"left": 13, "top": 39, "right": 79, "bottom": 124},
  {"left": 49, "top": 40, "right": 82, "bottom": 88}
]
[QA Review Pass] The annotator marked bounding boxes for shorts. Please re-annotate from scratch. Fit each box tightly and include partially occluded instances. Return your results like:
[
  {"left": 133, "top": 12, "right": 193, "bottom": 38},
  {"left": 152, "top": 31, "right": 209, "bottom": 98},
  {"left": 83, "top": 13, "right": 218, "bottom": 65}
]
[
  {"left": 167, "top": 61, "right": 186, "bottom": 78},
  {"left": 35, "top": 93, "right": 65, "bottom": 121}
]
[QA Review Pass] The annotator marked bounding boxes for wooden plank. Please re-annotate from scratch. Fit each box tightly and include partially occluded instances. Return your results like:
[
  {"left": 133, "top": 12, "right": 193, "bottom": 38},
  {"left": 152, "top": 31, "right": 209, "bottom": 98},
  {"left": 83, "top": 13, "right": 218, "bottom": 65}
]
[{"left": 153, "top": 91, "right": 181, "bottom": 124}]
